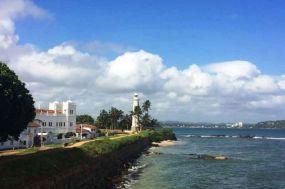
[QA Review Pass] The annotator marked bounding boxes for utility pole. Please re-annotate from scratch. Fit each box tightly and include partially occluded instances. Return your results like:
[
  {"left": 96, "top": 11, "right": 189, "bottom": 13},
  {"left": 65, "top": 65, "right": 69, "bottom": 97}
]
[
  {"left": 40, "top": 122, "right": 43, "bottom": 147},
  {"left": 80, "top": 124, "right": 83, "bottom": 140}
]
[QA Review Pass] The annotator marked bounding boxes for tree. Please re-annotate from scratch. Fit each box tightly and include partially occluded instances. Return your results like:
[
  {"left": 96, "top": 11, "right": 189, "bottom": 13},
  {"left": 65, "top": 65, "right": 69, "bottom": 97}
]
[
  {"left": 141, "top": 113, "right": 151, "bottom": 128},
  {"left": 0, "top": 61, "right": 35, "bottom": 141},
  {"left": 109, "top": 107, "right": 124, "bottom": 130},
  {"left": 76, "top": 114, "right": 95, "bottom": 125},
  {"left": 95, "top": 109, "right": 110, "bottom": 129},
  {"left": 119, "top": 114, "right": 132, "bottom": 131},
  {"left": 142, "top": 100, "right": 151, "bottom": 113},
  {"left": 133, "top": 105, "right": 143, "bottom": 131}
]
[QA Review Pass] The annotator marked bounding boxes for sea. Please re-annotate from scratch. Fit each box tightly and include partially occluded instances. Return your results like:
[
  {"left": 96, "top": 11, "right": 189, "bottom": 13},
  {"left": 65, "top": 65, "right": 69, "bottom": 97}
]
[{"left": 116, "top": 128, "right": 285, "bottom": 189}]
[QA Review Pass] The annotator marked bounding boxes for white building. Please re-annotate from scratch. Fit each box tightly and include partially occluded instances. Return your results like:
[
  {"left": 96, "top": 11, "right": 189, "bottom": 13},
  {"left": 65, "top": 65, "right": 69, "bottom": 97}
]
[
  {"left": 231, "top": 122, "right": 243, "bottom": 128},
  {"left": 35, "top": 100, "right": 76, "bottom": 134},
  {"left": 0, "top": 101, "right": 76, "bottom": 150},
  {"left": 0, "top": 121, "right": 40, "bottom": 150},
  {"left": 131, "top": 93, "right": 140, "bottom": 132}
]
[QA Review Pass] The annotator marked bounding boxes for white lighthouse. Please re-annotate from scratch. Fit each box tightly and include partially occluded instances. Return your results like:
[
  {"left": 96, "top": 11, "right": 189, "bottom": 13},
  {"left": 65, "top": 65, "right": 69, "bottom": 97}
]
[{"left": 131, "top": 93, "right": 140, "bottom": 132}]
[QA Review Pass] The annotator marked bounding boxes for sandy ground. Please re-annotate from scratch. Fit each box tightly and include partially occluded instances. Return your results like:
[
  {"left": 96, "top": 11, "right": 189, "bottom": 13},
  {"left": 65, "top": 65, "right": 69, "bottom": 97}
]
[
  {"left": 152, "top": 140, "right": 176, "bottom": 147},
  {"left": 65, "top": 139, "right": 96, "bottom": 148},
  {"left": 66, "top": 133, "right": 135, "bottom": 148}
]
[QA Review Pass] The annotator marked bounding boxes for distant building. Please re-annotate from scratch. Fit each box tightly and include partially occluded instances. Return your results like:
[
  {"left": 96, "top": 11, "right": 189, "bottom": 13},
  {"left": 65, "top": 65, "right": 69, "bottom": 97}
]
[
  {"left": 75, "top": 124, "right": 98, "bottom": 139},
  {"left": 231, "top": 122, "right": 243, "bottom": 128},
  {"left": 131, "top": 93, "right": 140, "bottom": 132},
  {"left": 35, "top": 100, "right": 76, "bottom": 134}
]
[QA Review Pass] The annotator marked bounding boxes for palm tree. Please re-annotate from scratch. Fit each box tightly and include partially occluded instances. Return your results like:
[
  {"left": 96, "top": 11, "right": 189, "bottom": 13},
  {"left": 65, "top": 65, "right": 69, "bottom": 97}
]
[
  {"left": 142, "top": 100, "right": 151, "bottom": 113},
  {"left": 109, "top": 107, "right": 124, "bottom": 130},
  {"left": 96, "top": 109, "right": 110, "bottom": 129},
  {"left": 133, "top": 106, "right": 143, "bottom": 131},
  {"left": 119, "top": 114, "right": 132, "bottom": 131}
]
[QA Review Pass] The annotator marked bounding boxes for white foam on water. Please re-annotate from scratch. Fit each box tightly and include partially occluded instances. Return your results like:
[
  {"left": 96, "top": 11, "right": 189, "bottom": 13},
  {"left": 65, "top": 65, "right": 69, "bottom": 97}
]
[
  {"left": 265, "top": 137, "right": 285, "bottom": 140},
  {"left": 253, "top": 136, "right": 263, "bottom": 139},
  {"left": 201, "top": 135, "right": 215, "bottom": 138}
]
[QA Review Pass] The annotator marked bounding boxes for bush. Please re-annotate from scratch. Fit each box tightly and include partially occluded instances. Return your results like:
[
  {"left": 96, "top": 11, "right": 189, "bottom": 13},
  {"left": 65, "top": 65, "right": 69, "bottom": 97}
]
[
  {"left": 65, "top": 132, "right": 76, "bottom": 138},
  {"left": 57, "top": 133, "right": 63, "bottom": 139}
]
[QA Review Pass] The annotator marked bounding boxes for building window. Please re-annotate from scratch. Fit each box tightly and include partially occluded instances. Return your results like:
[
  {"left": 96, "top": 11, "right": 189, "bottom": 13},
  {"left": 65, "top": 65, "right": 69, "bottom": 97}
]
[
  {"left": 70, "top": 110, "right": 74, "bottom": 114},
  {"left": 49, "top": 122, "right": 52, "bottom": 126},
  {"left": 42, "top": 122, "right": 46, "bottom": 126},
  {"left": 70, "top": 122, "right": 73, "bottom": 126},
  {"left": 63, "top": 122, "right": 65, "bottom": 126}
]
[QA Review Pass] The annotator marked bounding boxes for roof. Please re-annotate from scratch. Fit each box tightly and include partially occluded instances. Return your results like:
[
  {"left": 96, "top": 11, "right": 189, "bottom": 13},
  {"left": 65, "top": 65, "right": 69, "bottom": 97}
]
[
  {"left": 27, "top": 121, "right": 40, "bottom": 128},
  {"left": 75, "top": 124, "right": 97, "bottom": 133},
  {"left": 36, "top": 109, "right": 63, "bottom": 114}
]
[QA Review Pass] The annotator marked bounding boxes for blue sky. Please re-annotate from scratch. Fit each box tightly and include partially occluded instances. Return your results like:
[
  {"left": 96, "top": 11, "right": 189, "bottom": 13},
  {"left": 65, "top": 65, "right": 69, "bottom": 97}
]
[
  {"left": 2, "top": 0, "right": 285, "bottom": 122},
  {"left": 16, "top": 0, "right": 285, "bottom": 74}
]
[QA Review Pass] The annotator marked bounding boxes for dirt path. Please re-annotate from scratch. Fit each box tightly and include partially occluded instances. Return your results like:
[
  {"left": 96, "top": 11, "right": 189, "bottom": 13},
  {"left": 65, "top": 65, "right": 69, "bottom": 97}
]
[
  {"left": 66, "top": 133, "right": 136, "bottom": 148},
  {"left": 0, "top": 133, "right": 137, "bottom": 156},
  {"left": 65, "top": 139, "right": 96, "bottom": 148}
]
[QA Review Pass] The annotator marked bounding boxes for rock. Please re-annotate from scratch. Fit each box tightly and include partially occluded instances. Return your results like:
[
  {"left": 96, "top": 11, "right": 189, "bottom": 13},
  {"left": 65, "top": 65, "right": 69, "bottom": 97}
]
[
  {"left": 151, "top": 143, "right": 159, "bottom": 147},
  {"left": 214, "top": 156, "right": 228, "bottom": 160},
  {"left": 198, "top": 154, "right": 215, "bottom": 160},
  {"left": 189, "top": 153, "right": 228, "bottom": 160}
]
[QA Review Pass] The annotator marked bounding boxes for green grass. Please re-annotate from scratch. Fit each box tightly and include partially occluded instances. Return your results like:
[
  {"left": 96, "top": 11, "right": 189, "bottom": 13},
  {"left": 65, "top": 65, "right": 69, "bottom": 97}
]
[{"left": 0, "top": 129, "right": 176, "bottom": 188}]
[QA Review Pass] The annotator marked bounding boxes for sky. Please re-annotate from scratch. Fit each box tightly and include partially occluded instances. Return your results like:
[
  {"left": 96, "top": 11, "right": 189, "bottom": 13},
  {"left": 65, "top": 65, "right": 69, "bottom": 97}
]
[{"left": 1, "top": 0, "right": 285, "bottom": 123}]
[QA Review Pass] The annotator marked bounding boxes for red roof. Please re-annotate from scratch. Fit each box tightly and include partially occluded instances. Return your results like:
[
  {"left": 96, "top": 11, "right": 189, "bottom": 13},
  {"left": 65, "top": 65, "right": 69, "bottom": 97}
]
[
  {"left": 75, "top": 124, "right": 97, "bottom": 133},
  {"left": 36, "top": 109, "right": 62, "bottom": 114}
]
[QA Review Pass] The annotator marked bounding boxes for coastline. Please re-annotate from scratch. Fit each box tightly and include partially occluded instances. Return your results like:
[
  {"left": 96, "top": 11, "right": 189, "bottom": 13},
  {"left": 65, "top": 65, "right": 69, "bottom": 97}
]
[
  {"left": 152, "top": 140, "right": 177, "bottom": 147},
  {"left": 0, "top": 129, "right": 176, "bottom": 189}
]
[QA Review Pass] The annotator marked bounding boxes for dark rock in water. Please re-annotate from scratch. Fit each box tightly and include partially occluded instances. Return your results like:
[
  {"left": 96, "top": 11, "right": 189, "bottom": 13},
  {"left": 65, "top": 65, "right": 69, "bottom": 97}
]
[
  {"left": 188, "top": 153, "right": 228, "bottom": 160},
  {"left": 239, "top": 135, "right": 254, "bottom": 139},
  {"left": 198, "top": 154, "right": 215, "bottom": 160},
  {"left": 212, "top": 134, "right": 226, "bottom": 138},
  {"left": 151, "top": 143, "right": 159, "bottom": 147},
  {"left": 144, "top": 151, "right": 162, "bottom": 156},
  {"left": 144, "top": 151, "right": 151, "bottom": 155}
]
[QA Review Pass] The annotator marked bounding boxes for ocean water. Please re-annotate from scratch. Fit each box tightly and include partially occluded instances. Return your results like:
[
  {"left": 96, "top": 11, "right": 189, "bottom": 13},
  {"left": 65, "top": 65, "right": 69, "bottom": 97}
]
[{"left": 117, "top": 128, "right": 285, "bottom": 189}]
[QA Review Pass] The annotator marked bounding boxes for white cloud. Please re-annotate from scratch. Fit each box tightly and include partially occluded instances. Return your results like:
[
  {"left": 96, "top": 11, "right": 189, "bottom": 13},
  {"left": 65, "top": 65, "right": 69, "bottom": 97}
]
[
  {"left": 162, "top": 64, "right": 212, "bottom": 96},
  {"left": 0, "top": 0, "right": 285, "bottom": 122},
  {"left": 0, "top": 0, "right": 50, "bottom": 49},
  {"left": 205, "top": 61, "right": 260, "bottom": 79},
  {"left": 96, "top": 50, "right": 164, "bottom": 92}
]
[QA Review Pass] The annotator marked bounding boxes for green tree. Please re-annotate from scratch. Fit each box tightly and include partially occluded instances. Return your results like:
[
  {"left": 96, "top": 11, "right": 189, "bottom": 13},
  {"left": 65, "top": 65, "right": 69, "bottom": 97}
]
[
  {"left": 76, "top": 114, "right": 95, "bottom": 125},
  {"left": 109, "top": 107, "right": 124, "bottom": 130},
  {"left": 119, "top": 114, "right": 132, "bottom": 131},
  {"left": 0, "top": 61, "right": 35, "bottom": 141},
  {"left": 141, "top": 113, "right": 151, "bottom": 128},
  {"left": 95, "top": 109, "right": 110, "bottom": 129},
  {"left": 141, "top": 100, "right": 152, "bottom": 129},
  {"left": 133, "top": 105, "right": 143, "bottom": 131},
  {"left": 142, "top": 100, "right": 151, "bottom": 113}
]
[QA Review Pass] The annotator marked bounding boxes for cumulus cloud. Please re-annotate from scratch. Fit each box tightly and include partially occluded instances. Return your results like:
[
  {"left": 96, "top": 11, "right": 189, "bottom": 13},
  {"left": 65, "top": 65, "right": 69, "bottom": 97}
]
[
  {"left": 96, "top": 50, "right": 164, "bottom": 93},
  {"left": 0, "top": 0, "right": 50, "bottom": 48},
  {"left": 204, "top": 61, "right": 260, "bottom": 79},
  {"left": 0, "top": 0, "right": 285, "bottom": 122}
]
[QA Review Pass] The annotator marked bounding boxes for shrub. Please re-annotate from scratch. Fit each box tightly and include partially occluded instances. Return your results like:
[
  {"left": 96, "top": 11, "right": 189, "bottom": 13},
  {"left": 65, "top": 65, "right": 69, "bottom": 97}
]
[
  {"left": 57, "top": 133, "right": 63, "bottom": 139},
  {"left": 65, "top": 132, "right": 76, "bottom": 138}
]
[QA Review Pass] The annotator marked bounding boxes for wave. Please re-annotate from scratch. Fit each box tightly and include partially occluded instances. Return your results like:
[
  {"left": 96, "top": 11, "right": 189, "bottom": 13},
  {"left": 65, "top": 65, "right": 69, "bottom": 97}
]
[
  {"left": 265, "top": 137, "right": 285, "bottom": 140},
  {"left": 116, "top": 163, "right": 147, "bottom": 189},
  {"left": 185, "top": 134, "right": 285, "bottom": 140}
]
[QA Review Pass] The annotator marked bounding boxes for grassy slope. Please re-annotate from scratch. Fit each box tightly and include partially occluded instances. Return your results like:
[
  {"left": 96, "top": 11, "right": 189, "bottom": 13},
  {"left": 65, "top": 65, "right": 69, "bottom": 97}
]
[{"left": 0, "top": 129, "right": 175, "bottom": 188}]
